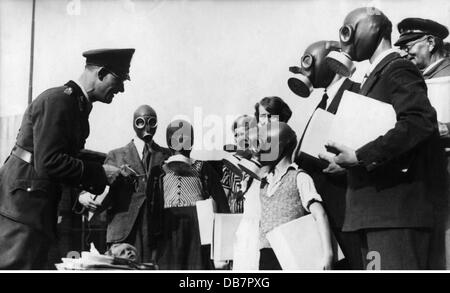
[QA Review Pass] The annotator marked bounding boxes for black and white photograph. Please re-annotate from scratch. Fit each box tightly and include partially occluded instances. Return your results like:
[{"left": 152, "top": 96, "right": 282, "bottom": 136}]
[{"left": 0, "top": 0, "right": 450, "bottom": 277}]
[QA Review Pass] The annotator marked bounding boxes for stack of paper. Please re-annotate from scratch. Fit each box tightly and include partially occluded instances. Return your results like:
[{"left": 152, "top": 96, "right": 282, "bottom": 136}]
[
  {"left": 328, "top": 90, "right": 396, "bottom": 150},
  {"left": 266, "top": 214, "right": 344, "bottom": 270},
  {"left": 299, "top": 91, "right": 396, "bottom": 159},
  {"left": 298, "top": 109, "right": 335, "bottom": 159},
  {"left": 426, "top": 76, "right": 450, "bottom": 123},
  {"left": 211, "top": 213, "right": 243, "bottom": 261},
  {"left": 195, "top": 198, "right": 216, "bottom": 245}
]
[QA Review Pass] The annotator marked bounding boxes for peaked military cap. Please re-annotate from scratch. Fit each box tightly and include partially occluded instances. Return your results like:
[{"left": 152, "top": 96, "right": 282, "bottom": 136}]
[
  {"left": 83, "top": 48, "right": 135, "bottom": 80},
  {"left": 395, "top": 18, "right": 449, "bottom": 47}
]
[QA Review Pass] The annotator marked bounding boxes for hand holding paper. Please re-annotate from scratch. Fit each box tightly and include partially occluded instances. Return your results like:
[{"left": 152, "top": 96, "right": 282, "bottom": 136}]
[{"left": 319, "top": 141, "right": 358, "bottom": 174}]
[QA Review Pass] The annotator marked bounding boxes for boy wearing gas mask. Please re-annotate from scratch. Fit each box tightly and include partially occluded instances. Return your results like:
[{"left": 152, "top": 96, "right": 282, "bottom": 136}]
[
  {"left": 321, "top": 7, "right": 447, "bottom": 269},
  {"left": 78, "top": 105, "right": 170, "bottom": 263},
  {"left": 288, "top": 40, "right": 361, "bottom": 269},
  {"left": 253, "top": 121, "right": 334, "bottom": 270},
  {"left": 148, "top": 119, "right": 230, "bottom": 270}
]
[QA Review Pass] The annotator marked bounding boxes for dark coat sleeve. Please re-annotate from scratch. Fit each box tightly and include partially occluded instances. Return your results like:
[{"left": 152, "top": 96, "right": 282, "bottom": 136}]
[
  {"left": 356, "top": 60, "right": 437, "bottom": 171},
  {"left": 32, "top": 94, "right": 107, "bottom": 194}
]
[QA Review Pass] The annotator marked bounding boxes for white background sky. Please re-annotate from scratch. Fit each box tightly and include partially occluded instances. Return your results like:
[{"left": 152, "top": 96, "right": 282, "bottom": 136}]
[{"left": 1, "top": 0, "right": 449, "bottom": 159}]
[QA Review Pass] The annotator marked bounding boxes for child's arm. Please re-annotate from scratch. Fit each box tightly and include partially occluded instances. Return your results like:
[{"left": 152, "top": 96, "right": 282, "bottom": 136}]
[
  {"left": 296, "top": 172, "right": 334, "bottom": 270},
  {"left": 309, "top": 201, "right": 334, "bottom": 270}
]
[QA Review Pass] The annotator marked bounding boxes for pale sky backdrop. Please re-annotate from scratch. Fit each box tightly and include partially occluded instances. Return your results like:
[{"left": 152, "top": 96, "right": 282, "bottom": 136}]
[{"left": 1, "top": 0, "right": 449, "bottom": 160}]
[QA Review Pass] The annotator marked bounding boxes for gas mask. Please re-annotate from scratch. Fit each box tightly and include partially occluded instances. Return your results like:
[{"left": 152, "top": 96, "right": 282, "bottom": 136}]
[
  {"left": 133, "top": 105, "right": 157, "bottom": 143},
  {"left": 288, "top": 41, "right": 340, "bottom": 97},
  {"left": 237, "top": 121, "right": 297, "bottom": 180},
  {"left": 326, "top": 7, "right": 392, "bottom": 77},
  {"left": 223, "top": 115, "right": 257, "bottom": 177},
  {"left": 165, "top": 119, "right": 195, "bottom": 176}
]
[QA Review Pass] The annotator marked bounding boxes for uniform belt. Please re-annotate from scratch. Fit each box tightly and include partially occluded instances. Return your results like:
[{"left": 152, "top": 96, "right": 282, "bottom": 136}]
[{"left": 12, "top": 145, "right": 33, "bottom": 164}]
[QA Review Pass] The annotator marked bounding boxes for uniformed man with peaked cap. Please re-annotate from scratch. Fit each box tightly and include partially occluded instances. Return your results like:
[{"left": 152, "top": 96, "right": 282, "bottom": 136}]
[
  {"left": 396, "top": 18, "right": 450, "bottom": 269},
  {"left": 0, "top": 48, "right": 135, "bottom": 269},
  {"left": 395, "top": 17, "right": 450, "bottom": 77}
]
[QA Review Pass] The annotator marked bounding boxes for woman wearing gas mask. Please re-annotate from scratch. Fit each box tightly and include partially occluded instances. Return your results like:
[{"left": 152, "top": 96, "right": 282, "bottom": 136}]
[{"left": 147, "top": 119, "right": 230, "bottom": 270}]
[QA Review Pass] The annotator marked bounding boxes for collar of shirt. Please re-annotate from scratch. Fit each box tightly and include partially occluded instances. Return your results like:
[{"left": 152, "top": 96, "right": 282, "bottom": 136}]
[
  {"left": 365, "top": 48, "right": 399, "bottom": 78},
  {"left": 422, "top": 58, "right": 446, "bottom": 76},
  {"left": 73, "top": 79, "right": 90, "bottom": 101},
  {"left": 265, "top": 157, "right": 298, "bottom": 187},
  {"left": 324, "top": 75, "right": 346, "bottom": 107},
  {"left": 264, "top": 160, "right": 299, "bottom": 198},
  {"left": 133, "top": 137, "right": 151, "bottom": 161}
]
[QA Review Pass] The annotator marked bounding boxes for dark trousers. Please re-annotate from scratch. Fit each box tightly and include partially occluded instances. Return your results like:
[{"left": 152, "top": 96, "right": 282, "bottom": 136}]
[
  {"left": 0, "top": 214, "right": 51, "bottom": 269},
  {"left": 110, "top": 205, "right": 153, "bottom": 264},
  {"left": 334, "top": 230, "right": 364, "bottom": 270},
  {"left": 259, "top": 248, "right": 282, "bottom": 270},
  {"left": 360, "top": 228, "right": 431, "bottom": 270}
]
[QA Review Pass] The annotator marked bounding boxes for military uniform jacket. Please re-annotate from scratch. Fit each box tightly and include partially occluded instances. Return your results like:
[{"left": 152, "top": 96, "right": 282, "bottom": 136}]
[
  {"left": 0, "top": 80, "right": 107, "bottom": 238},
  {"left": 343, "top": 52, "right": 447, "bottom": 231},
  {"left": 101, "top": 140, "right": 171, "bottom": 243}
]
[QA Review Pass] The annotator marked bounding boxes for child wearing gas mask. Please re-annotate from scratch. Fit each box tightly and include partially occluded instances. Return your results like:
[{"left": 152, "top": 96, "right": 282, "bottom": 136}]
[
  {"left": 147, "top": 119, "right": 230, "bottom": 270},
  {"left": 256, "top": 122, "right": 334, "bottom": 270},
  {"left": 230, "top": 98, "right": 293, "bottom": 270}
]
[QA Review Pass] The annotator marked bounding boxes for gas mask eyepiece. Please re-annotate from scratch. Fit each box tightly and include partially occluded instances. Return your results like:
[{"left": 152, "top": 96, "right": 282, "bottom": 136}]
[
  {"left": 134, "top": 116, "right": 158, "bottom": 130},
  {"left": 325, "top": 25, "right": 357, "bottom": 77}
]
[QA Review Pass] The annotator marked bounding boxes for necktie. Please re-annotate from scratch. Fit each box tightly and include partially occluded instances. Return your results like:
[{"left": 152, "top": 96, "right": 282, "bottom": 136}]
[
  {"left": 317, "top": 91, "right": 329, "bottom": 110},
  {"left": 142, "top": 143, "right": 151, "bottom": 173}
]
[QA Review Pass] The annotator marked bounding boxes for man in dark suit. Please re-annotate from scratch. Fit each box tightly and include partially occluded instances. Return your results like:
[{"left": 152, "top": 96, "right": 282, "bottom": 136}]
[
  {"left": 289, "top": 40, "right": 362, "bottom": 269},
  {"left": 78, "top": 105, "right": 171, "bottom": 263},
  {"left": 395, "top": 18, "right": 450, "bottom": 269},
  {"left": 321, "top": 7, "right": 447, "bottom": 269},
  {"left": 0, "top": 48, "right": 135, "bottom": 269}
]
